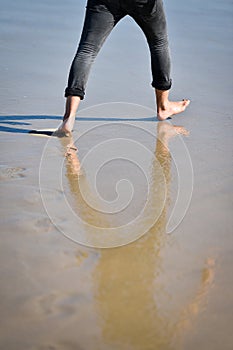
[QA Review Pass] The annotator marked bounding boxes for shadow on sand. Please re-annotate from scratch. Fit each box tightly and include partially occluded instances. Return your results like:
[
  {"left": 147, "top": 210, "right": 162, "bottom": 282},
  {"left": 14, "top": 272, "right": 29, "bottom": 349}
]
[{"left": 0, "top": 114, "right": 167, "bottom": 136}]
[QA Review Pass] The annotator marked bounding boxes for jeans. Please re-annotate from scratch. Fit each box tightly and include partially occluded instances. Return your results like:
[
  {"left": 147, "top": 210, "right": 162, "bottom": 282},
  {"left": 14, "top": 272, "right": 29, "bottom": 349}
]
[{"left": 65, "top": 0, "right": 172, "bottom": 99}]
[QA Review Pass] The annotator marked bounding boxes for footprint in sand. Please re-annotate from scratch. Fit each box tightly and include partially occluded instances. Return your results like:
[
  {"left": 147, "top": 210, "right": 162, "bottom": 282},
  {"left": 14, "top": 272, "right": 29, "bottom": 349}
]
[
  {"left": 34, "top": 342, "right": 82, "bottom": 350},
  {"left": 36, "top": 292, "right": 82, "bottom": 317},
  {"left": 35, "top": 217, "right": 53, "bottom": 232},
  {"left": 0, "top": 166, "right": 26, "bottom": 180},
  {"left": 33, "top": 346, "right": 57, "bottom": 350},
  {"left": 37, "top": 292, "right": 59, "bottom": 315}
]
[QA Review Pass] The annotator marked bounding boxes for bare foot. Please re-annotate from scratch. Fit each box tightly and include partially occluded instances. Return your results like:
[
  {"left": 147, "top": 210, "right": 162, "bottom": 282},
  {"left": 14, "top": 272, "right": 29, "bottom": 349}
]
[
  {"left": 56, "top": 115, "right": 76, "bottom": 136},
  {"left": 157, "top": 99, "right": 190, "bottom": 120}
]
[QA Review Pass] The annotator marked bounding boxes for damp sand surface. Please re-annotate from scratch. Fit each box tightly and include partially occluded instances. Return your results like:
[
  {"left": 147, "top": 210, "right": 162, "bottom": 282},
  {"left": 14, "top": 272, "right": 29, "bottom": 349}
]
[{"left": 0, "top": 0, "right": 233, "bottom": 349}]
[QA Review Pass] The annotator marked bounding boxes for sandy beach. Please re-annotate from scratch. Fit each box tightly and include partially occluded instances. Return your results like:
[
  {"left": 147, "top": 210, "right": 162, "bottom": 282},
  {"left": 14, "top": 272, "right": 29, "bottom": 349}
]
[{"left": 1, "top": 0, "right": 233, "bottom": 349}]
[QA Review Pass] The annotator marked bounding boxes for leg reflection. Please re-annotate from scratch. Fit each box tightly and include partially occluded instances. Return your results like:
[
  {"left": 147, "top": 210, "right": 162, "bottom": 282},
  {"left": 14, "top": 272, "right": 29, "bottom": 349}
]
[
  {"left": 92, "top": 122, "right": 189, "bottom": 350},
  {"left": 61, "top": 122, "right": 215, "bottom": 350}
]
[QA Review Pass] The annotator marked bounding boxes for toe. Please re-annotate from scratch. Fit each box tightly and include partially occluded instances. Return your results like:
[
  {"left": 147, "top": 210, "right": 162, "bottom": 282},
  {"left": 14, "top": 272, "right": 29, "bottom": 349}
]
[{"left": 183, "top": 99, "right": 190, "bottom": 107}]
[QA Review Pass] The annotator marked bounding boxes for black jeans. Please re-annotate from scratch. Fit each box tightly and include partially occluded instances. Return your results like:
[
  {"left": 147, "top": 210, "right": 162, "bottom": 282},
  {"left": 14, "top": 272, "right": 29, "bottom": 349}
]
[{"left": 65, "top": 0, "right": 172, "bottom": 99}]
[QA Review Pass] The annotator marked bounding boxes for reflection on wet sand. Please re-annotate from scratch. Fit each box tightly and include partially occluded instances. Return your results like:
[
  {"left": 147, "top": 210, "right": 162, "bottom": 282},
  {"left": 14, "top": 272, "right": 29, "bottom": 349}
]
[{"left": 62, "top": 122, "right": 215, "bottom": 350}]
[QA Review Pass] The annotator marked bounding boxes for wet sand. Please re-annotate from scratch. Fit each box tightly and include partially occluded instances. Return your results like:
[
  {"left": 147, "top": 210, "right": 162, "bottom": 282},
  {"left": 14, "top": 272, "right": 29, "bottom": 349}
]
[{"left": 1, "top": 0, "right": 233, "bottom": 349}]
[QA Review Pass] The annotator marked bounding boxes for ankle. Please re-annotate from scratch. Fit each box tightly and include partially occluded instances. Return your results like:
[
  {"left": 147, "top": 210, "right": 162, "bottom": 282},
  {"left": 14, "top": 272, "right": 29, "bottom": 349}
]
[
  {"left": 63, "top": 114, "right": 76, "bottom": 122},
  {"left": 157, "top": 101, "right": 169, "bottom": 112}
]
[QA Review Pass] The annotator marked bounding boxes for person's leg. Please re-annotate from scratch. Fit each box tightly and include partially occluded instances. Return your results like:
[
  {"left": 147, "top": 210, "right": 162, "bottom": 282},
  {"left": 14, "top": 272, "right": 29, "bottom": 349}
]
[
  {"left": 59, "top": 0, "right": 125, "bottom": 133},
  {"left": 58, "top": 95, "right": 81, "bottom": 134},
  {"left": 128, "top": 0, "right": 190, "bottom": 120}
]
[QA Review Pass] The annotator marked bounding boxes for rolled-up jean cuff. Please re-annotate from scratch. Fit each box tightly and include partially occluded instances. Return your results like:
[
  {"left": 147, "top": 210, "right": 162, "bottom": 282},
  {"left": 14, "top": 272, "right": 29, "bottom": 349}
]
[
  {"left": 151, "top": 79, "right": 172, "bottom": 91},
  {"left": 65, "top": 87, "right": 85, "bottom": 100}
]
